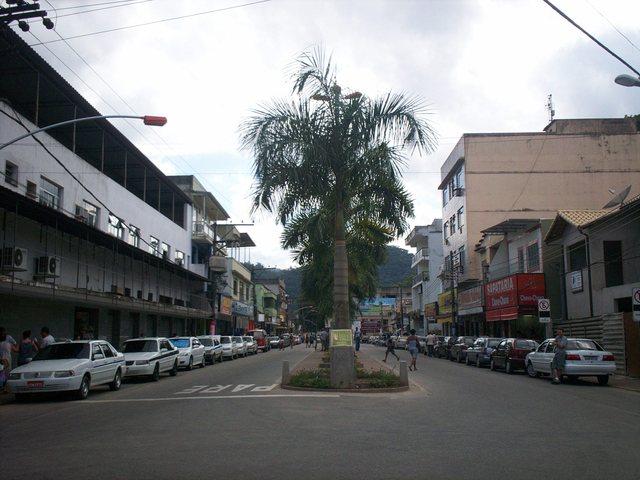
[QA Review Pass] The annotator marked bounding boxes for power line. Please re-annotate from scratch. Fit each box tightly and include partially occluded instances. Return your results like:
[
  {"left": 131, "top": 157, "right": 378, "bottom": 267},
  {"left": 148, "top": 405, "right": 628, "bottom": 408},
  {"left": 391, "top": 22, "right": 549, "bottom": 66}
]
[
  {"left": 27, "top": 0, "right": 273, "bottom": 46},
  {"left": 27, "top": 0, "right": 154, "bottom": 23},
  {"left": 585, "top": 0, "right": 640, "bottom": 55},
  {"left": 541, "top": 0, "right": 640, "bottom": 77},
  {"left": 55, "top": 0, "right": 141, "bottom": 11}
]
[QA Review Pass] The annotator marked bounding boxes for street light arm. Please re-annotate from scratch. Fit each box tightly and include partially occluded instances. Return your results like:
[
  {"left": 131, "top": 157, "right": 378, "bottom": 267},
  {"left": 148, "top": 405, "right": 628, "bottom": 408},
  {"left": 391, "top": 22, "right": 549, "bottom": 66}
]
[{"left": 0, "top": 114, "right": 166, "bottom": 151}]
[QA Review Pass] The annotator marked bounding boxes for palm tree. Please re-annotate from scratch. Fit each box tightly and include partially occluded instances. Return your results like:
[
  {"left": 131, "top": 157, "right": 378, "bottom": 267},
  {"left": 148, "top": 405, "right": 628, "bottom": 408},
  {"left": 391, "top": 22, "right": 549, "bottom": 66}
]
[{"left": 241, "top": 48, "right": 436, "bottom": 329}]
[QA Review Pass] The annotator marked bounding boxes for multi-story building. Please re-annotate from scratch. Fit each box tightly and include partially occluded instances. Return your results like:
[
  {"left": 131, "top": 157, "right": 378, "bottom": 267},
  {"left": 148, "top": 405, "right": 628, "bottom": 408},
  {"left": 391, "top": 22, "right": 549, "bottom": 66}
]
[
  {"left": 440, "top": 118, "right": 640, "bottom": 288},
  {"left": 404, "top": 219, "right": 444, "bottom": 334},
  {"left": 0, "top": 28, "right": 210, "bottom": 347},
  {"left": 255, "top": 283, "right": 278, "bottom": 333}
]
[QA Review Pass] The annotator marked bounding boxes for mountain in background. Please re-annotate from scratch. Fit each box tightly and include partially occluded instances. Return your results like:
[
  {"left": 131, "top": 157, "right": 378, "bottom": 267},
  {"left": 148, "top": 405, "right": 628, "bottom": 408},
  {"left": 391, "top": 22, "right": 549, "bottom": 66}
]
[{"left": 248, "top": 245, "right": 412, "bottom": 308}]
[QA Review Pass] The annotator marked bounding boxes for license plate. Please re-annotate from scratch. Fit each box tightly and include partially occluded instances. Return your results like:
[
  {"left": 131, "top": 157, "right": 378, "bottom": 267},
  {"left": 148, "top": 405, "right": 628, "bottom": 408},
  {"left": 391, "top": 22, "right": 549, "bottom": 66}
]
[
  {"left": 584, "top": 356, "right": 598, "bottom": 360},
  {"left": 27, "top": 381, "right": 44, "bottom": 388}
]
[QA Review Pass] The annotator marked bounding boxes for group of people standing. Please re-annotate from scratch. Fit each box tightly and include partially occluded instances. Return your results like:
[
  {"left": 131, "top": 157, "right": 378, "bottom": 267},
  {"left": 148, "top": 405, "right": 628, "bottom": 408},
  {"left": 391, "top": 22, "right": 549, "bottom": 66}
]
[{"left": 0, "top": 326, "right": 55, "bottom": 390}]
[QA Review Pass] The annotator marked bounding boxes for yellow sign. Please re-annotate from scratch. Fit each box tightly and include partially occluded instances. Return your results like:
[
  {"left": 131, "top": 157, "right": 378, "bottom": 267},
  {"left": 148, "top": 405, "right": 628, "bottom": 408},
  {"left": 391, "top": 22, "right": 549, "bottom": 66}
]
[{"left": 330, "top": 329, "right": 353, "bottom": 347}]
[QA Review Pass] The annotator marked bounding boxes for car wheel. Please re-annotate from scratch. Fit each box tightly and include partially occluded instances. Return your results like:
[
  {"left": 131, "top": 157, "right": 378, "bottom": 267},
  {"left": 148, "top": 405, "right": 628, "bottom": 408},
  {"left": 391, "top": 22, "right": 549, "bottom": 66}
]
[
  {"left": 526, "top": 361, "right": 539, "bottom": 378},
  {"left": 505, "top": 360, "right": 512, "bottom": 374},
  {"left": 597, "top": 375, "right": 609, "bottom": 386},
  {"left": 151, "top": 363, "right": 160, "bottom": 382},
  {"left": 476, "top": 356, "right": 481, "bottom": 368},
  {"left": 186, "top": 356, "right": 193, "bottom": 371},
  {"left": 109, "top": 369, "right": 122, "bottom": 391},
  {"left": 200, "top": 355, "right": 206, "bottom": 368},
  {"left": 76, "top": 374, "right": 90, "bottom": 400},
  {"left": 169, "top": 360, "right": 178, "bottom": 376},
  {"left": 490, "top": 359, "right": 496, "bottom": 371}
]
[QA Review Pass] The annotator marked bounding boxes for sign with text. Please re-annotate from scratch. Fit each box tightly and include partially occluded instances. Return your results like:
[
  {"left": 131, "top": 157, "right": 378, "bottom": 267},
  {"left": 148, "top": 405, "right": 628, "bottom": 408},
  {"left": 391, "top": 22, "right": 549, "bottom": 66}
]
[
  {"left": 438, "top": 290, "right": 456, "bottom": 315},
  {"left": 633, "top": 288, "right": 640, "bottom": 322},
  {"left": 538, "top": 298, "right": 551, "bottom": 324},
  {"left": 485, "top": 273, "right": 545, "bottom": 311},
  {"left": 457, "top": 285, "right": 483, "bottom": 311},
  {"left": 220, "top": 297, "right": 232, "bottom": 316},
  {"left": 424, "top": 302, "right": 438, "bottom": 320},
  {"left": 330, "top": 329, "right": 353, "bottom": 347},
  {"left": 570, "top": 270, "right": 583, "bottom": 292}
]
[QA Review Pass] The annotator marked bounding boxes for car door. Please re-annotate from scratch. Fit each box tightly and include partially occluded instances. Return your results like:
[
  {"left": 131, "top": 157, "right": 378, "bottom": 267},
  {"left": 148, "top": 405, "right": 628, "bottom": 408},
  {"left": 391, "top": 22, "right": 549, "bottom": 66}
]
[
  {"left": 159, "top": 340, "right": 172, "bottom": 371},
  {"left": 99, "top": 342, "right": 119, "bottom": 383},
  {"left": 90, "top": 343, "right": 108, "bottom": 384},
  {"left": 192, "top": 338, "right": 204, "bottom": 363},
  {"left": 494, "top": 340, "right": 507, "bottom": 367},
  {"left": 531, "top": 341, "right": 548, "bottom": 372},
  {"left": 541, "top": 341, "right": 557, "bottom": 373}
]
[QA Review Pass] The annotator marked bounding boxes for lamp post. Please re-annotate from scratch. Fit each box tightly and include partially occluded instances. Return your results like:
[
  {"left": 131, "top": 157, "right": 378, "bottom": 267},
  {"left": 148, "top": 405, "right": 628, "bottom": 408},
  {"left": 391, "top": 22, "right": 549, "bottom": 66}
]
[
  {"left": 0, "top": 114, "right": 167, "bottom": 152},
  {"left": 614, "top": 74, "right": 640, "bottom": 87}
]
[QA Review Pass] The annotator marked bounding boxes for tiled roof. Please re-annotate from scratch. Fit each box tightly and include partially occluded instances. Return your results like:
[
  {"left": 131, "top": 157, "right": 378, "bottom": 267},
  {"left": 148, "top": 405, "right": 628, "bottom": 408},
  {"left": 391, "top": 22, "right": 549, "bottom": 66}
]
[{"left": 557, "top": 210, "right": 610, "bottom": 227}]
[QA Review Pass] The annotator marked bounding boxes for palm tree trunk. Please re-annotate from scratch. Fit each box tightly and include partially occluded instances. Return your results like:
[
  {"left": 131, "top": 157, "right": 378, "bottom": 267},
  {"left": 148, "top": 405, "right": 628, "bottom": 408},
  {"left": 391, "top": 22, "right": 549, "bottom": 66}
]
[{"left": 333, "top": 200, "right": 349, "bottom": 329}]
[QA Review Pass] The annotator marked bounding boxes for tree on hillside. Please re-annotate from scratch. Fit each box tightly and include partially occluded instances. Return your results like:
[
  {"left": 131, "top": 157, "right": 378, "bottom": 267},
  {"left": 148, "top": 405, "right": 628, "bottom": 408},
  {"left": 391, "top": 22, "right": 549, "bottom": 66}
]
[{"left": 241, "top": 48, "right": 436, "bottom": 329}]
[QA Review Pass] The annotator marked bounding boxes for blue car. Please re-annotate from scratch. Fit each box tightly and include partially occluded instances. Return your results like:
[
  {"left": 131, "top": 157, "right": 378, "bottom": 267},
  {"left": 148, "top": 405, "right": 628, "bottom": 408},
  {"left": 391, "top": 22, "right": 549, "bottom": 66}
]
[{"left": 465, "top": 337, "right": 503, "bottom": 367}]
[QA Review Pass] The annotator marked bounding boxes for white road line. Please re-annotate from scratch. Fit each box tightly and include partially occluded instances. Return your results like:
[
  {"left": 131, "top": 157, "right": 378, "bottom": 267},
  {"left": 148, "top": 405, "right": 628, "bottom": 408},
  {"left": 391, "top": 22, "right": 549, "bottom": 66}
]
[
  {"left": 231, "top": 384, "right": 255, "bottom": 393},
  {"left": 82, "top": 394, "right": 341, "bottom": 404}
]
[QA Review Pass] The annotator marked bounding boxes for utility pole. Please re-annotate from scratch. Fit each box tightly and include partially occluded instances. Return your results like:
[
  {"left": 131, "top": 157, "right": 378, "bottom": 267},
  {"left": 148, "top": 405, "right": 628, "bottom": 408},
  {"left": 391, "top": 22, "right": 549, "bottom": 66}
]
[{"left": 0, "top": 1, "right": 55, "bottom": 32}]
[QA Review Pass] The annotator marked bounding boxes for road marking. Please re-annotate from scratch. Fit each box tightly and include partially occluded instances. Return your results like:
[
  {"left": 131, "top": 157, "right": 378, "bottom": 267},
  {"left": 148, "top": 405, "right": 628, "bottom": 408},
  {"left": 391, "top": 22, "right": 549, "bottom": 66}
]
[
  {"left": 231, "top": 384, "right": 254, "bottom": 392},
  {"left": 175, "top": 384, "right": 278, "bottom": 395},
  {"left": 252, "top": 384, "right": 277, "bottom": 392},
  {"left": 200, "top": 385, "right": 231, "bottom": 394},
  {"left": 174, "top": 385, "right": 208, "bottom": 395},
  {"left": 82, "top": 394, "right": 341, "bottom": 404}
]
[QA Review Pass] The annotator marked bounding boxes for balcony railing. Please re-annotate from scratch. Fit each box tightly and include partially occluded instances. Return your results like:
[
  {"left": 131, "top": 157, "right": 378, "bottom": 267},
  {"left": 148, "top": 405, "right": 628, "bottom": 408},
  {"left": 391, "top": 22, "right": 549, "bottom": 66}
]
[
  {"left": 192, "top": 221, "right": 215, "bottom": 244},
  {"left": 411, "top": 248, "right": 429, "bottom": 267}
]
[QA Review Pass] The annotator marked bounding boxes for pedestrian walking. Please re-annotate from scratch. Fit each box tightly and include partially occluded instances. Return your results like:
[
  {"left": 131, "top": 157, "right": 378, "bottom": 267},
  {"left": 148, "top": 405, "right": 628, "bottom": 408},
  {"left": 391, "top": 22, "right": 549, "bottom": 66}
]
[
  {"left": 551, "top": 328, "right": 568, "bottom": 384},
  {"left": 406, "top": 329, "right": 420, "bottom": 371},
  {"left": 319, "top": 330, "right": 328, "bottom": 351},
  {"left": 279, "top": 337, "right": 284, "bottom": 351},
  {"left": 383, "top": 336, "right": 399, "bottom": 363},
  {"left": 18, "top": 330, "right": 38, "bottom": 366},
  {"left": 426, "top": 332, "right": 437, "bottom": 357},
  {"left": 0, "top": 327, "right": 18, "bottom": 390},
  {"left": 354, "top": 327, "right": 361, "bottom": 352},
  {"left": 39, "top": 326, "right": 55, "bottom": 349}
]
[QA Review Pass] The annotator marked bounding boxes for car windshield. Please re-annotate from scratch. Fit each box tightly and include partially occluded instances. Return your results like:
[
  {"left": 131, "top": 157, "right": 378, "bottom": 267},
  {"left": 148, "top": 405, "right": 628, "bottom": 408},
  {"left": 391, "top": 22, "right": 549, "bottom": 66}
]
[
  {"left": 568, "top": 340, "right": 602, "bottom": 351},
  {"left": 170, "top": 338, "right": 190, "bottom": 348},
  {"left": 123, "top": 340, "right": 157, "bottom": 353},
  {"left": 515, "top": 339, "right": 535, "bottom": 349},
  {"left": 233, "top": 337, "right": 243, "bottom": 342},
  {"left": 220, "top": 337, "right": 231, "bottom": 344},
  {"left": 243, "top": 337, "right": 252, "bottom": 341},
  {"left": 464, "top": 338, "right": 475, "bottom": 345},
  {"left": 488, "top": 339, "right": 502, "bottom": 347},
  {"left": 33, "top": 343, "right": 90, "bottom": 360},
  {"left": 250, "top": 331, "right": 265, "bottom": 339},
  {"left": 199, "top": 338, "right": 213, "bottom": 346}
]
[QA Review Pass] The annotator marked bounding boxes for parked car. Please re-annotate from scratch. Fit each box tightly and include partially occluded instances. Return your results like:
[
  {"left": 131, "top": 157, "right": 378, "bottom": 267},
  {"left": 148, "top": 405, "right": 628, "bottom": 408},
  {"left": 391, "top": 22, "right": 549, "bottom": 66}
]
[
  {"left": 396, "top": 336, "right": 408, "bottom": 349},
  {"left": 490, "top": 338, "right": 538, "bottom": 373},
  {"left": 8, "top": 340, "right": 124, "bottom": 401},
  {"left": 218, "top": 335, "right": 238, "bottom": 360},
  {"left": 525, "top": 338, "right": 615, "bottom": 385},
  {"left": 243, "top": 336, "right": 258, "bottom": 354},
  {"left": 122, "top": 337, "right": 179, "bottom": 380},
  {"left": 434, "top": 336, "right": 456, "bottom": 359},
  {"left": 268, "top": 336, "right": 281, "bottom": 349},
  {"left": 198, "top": 335, "right": 223, "bottom": 364},
  {"left": 449, "top": 336, "right": 477, "bottom": 363},
  {"left": 247, "top": 329, "right": 270, "bottom": 352},
  {"left": 233, "top": 336, "right": 248, "bottom": 357},
  {"left": 280, "top": 335, "right": 292, "bottom": 348},
  {"left": 169, "top": 337, "right": 206, "bottom": 370},
  {"left": 466, "top": 337, "right": 502, "bottom": 367}
]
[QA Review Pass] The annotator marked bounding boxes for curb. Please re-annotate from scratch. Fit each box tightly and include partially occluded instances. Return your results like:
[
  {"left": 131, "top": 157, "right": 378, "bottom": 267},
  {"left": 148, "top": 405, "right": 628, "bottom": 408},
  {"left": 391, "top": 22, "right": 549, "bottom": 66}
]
[{"left": 281, "top": 384, "right": 410, "bottom": 394}]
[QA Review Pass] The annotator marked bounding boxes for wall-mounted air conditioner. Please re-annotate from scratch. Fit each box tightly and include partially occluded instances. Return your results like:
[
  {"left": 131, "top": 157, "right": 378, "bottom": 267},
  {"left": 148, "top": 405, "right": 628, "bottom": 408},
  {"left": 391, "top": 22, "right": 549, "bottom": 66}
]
[
  {"left": 2, "top": 247, "right": 27, "bottom": 271},
  {"left": 36, "top": 256, "right": 60, "bottom": 277}
]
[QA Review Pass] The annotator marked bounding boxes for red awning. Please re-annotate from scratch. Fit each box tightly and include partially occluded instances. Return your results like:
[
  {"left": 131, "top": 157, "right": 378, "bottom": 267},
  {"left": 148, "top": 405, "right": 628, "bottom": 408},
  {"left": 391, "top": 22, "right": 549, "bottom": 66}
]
[{"left": 486, "top": 306, "right": 519, "bottom": 322}]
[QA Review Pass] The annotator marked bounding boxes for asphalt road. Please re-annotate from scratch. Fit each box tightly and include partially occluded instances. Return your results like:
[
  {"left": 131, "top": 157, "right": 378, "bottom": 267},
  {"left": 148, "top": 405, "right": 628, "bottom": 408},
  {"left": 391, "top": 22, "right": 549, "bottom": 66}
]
[{"left": 1, "top": 344, "right": 639, "bottom": 480}]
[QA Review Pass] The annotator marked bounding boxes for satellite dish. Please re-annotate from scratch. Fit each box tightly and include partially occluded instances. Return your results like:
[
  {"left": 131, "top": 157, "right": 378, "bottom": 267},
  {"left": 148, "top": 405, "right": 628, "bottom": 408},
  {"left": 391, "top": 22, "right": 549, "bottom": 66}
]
[{"left": 603, "top": 185, "right": 631, "bottom": 209}]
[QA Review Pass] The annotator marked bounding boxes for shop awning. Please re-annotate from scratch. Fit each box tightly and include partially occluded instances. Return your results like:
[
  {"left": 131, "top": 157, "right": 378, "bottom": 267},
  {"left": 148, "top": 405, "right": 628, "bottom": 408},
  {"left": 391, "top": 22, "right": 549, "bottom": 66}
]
[{"left": 486, "top": 306, "right": 519, "bottom": 322}]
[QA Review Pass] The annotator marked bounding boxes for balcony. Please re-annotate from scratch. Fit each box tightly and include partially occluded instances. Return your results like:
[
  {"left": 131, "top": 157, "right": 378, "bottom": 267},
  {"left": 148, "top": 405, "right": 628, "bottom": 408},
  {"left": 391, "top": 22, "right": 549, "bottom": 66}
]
[
  {"left": 412, "top": 271, "right": 429, "bottom": 288},
  {"left": 411, "top": 248, "right": 429, "bottom": 268},
  {"left": 192, "top": 221, "right": 215, "bottom": 244}
]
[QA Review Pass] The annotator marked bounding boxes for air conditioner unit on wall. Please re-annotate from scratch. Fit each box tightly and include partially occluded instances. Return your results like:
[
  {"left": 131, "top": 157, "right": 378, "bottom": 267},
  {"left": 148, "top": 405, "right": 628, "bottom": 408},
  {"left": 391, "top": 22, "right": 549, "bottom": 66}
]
[
  {"left": 1, "top": 247, "right": 27, "bottom": 271},
  {"left": 35, "top": 256, "right": 60, "bottom": 277}
]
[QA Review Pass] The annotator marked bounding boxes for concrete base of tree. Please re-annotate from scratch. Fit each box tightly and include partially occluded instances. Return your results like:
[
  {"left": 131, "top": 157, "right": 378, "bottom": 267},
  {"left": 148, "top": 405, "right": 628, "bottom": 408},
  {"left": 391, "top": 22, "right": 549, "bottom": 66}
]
[{"left": 330, "top": 345, "right": 356, "bottom": 388}]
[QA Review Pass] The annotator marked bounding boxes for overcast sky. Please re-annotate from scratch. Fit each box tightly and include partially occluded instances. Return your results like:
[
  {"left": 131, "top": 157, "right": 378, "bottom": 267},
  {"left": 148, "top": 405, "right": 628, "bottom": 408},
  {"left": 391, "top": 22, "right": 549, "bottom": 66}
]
[{"left": 17, "top": 0, "right": 640, "bottom": 268}]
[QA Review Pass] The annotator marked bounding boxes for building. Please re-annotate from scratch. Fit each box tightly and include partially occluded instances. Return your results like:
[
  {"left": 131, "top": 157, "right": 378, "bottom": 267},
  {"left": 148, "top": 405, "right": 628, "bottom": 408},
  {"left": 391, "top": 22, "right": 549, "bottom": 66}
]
[
  {"left": 439, "top": 118, "right": 640, "bottom": 287},
  {"left": 255, "top": 283, "right": 278, "bottom": 333},
  {"left": 0, "top": 28, "right": 210, "bottom": 348},
  {"left": 253, "top": 277, "right": 289, "bottom": 333},
  {"left": 544, "top": 195, "right": 640, "bottom": 376},
  {"left": 405, "top": 219, "right": 443, "bottom": 335}
]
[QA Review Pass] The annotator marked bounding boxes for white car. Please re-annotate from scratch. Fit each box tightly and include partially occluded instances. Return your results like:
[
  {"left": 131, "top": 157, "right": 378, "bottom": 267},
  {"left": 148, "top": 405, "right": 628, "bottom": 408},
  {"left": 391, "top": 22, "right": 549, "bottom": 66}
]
[
  {"left": 7, "top": 340, "right": 125, "bottom": 400},
  {"left": 525, "top": 337, "right": 616, "bottom": 385},
  {"left": 233, "top": 336, "right": 248, "bottom": 357},
  {"left": 122, "top": 338, "right": 179, "bottom": 380},
  {"left": 243, "top": 336, "right": 258, "bottom": 355},
  {"left": 198, "top": 335, "right": 224, "bottom": 364},
  {"left": 217, "top": 335, "right": 238, "bottom": 360},
  {"left": 169, "top": 337, "right": 206, "bottom": 370}
]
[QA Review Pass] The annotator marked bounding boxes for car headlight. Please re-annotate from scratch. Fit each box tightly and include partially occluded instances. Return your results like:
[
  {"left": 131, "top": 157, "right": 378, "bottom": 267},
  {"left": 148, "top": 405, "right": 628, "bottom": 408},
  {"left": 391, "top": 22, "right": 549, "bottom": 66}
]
[
  {"left": 135, "top": 360, "right": 149, "bottom": 365},
  {"left": 9, "top": 372, "right": 21, "bottom": 380},
  {"left": 53, "top": 370, "right": 74, "bottom": 378}
]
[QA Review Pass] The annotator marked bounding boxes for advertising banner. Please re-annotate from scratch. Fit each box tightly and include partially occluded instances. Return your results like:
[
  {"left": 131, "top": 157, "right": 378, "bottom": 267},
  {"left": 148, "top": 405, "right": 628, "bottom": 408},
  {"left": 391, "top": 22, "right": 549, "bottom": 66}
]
[
  {"left": 424, "top": 302, "right": 438, "bottom": 320},
  {"left": 220, "top": 297, "right": 232, "bottom": 316},
  {"left": 484, "top": 273, "right": 545, "bottom": 311},
  {"left": 438, "top": 290, "right": 456, "bottom": 315},
  {"left": 457, "top": 285, "right": 483, "bottom": 315}
]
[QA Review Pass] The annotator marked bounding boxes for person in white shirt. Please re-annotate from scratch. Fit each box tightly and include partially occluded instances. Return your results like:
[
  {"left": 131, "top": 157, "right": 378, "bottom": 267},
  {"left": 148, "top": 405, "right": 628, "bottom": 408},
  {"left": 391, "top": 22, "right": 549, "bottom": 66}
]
[
  {"left": 425, "top": 332, "right": 437, "bottom": 357},
  {"left": 39, "top": 326, "right": 55, "bottom": 349}
]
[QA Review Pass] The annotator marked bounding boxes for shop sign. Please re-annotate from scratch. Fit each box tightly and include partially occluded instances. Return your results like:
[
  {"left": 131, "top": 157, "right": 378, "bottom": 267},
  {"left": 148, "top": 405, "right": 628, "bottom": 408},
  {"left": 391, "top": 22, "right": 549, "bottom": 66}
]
[
  {"left": 232, "top": 301, "right": 252, "bottom": 317},
  {"left": 457, "top": 285, "right": 483, "bottom": 310},
  {"left": 220, "top": 297, "right": 232, "bottom": 316},
  {"left": 570, "top": 270, "right": 583, "bottom": 292},
  {"left": 424, "top": 302, "right": 438, "bottom": 319},
  {"left": 438, "top": 290, "right": 456, "bottom": 315},
  {"left": 484, "top": 273, "right": 545, "bottom": 311},
  {"left": 632, "top": 288, "right": 640, "bottom": 322},
  {"left": 258, "top": 313, "right": 265, "bottom": 323},
  {"left": 330, "top": 329, "right": 353, "bottom": 347}
]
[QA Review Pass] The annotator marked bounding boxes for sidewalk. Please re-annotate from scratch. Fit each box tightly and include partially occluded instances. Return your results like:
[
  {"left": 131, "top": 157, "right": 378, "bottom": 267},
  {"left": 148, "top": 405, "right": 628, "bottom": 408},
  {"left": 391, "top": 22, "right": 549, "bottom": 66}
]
[{"left": 583, "top": 375, "right": 640, "bottom": 393}]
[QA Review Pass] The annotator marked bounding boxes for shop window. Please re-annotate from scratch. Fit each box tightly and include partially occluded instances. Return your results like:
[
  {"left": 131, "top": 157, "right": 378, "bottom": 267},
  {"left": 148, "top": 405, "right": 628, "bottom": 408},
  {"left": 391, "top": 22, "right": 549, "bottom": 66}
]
[
  {"left": 5, "top": 161, "right": 18, "bottom": 186},
  {"left": 567, "top": 241, "right": 587, "bottom": 271},
  {"left": 603, "top": 241, "right": 623, "bottom": 287},
  {"left": 527, "top": 242, "right": 540, "bottom": 272}
]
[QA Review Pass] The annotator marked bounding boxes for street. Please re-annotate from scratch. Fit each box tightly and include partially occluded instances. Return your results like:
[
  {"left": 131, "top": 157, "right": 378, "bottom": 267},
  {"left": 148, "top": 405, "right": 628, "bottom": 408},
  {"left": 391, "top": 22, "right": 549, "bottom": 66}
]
[{"left": 1, "top": 344, "right": 639, "bottom": 480}]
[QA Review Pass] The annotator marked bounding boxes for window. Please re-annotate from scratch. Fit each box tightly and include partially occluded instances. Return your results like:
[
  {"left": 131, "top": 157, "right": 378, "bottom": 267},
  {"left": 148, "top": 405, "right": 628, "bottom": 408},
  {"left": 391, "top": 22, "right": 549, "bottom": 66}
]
[
  {"left": 108, "top": 214, "right": 125, "bottom": 239},
  {"left": 448, "top": 178, "right": 455, "bottom": 199},
  {"left": 26, "top": 181, "right": 37, "bottom": 199},
  {"left": 456, "top": 165, "right": 465, "bottom": 189},
  {"left": 603, "top": 240, "right": 623, "bottom": 287},
  {"left": 457, "top": 207, "right": 464, "bottom": 231},
  {"left": 443, "top": 221, "right": 449, "bottom": 240},
  {"left": 5, "top": 161, "right": 17, "bottom": 186},
  {"left": 527, "top": 242, "right": 540, "bottom": 272},
  {"left": 128, "top": 225, "right": 141, "bottom": 248},
  {"left": 84, "top": 201, "right": 99, "bottom": 227},
  {"left": 100, "top": 343, "right": 115, "bottom": 358},
  {"left": 91, "top": 343, "right": 103, "bottom": 359},
  {"left": 567, "top": 241, "right": 587, "bottom": 271},
  {"left": 450, "top": 215, "right": 456, "bottom": 236},
  {"left": 149, "top": 236, "right": 160, "bottom": 255},
  {"left": 442, "top": 186, "right": 448, "bottom": 206},
  {"left": 161, "top": 242, "right": 170, "bottom": 260},
  {"left": 457, "top": 245, "right": 465, "bottom": 272},
  {"left": 39, "top": 176, "right": 62, "bottom": 210},
  {"left": 175, "top": 250, "right": 185, "bottom": 266},
  {"left": 517, "top": 247, "right": 525, "bottom": 273},
  {"left": 233, "top": 279, "right": 238, "bottom": 296}
]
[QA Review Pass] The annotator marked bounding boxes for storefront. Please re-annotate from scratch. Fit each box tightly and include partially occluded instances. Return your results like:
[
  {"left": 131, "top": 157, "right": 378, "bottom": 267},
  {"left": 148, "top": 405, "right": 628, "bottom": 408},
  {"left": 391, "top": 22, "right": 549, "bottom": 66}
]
[
  {"left": 232, "top": 300, "right": 253, "bottom": 335},
  {"left": 216, "top": 296, "right": 234, "bottom": 335},
  {"left": 456, "top": 285, "right": 484, "bottom": 336},
  {"left": 484, "top": 273, "right": 546, "bottom": 339},
  {"left": 424, "top": 302, "right": 439, "bottom": 334},
  {"left": 436, "top": 291, "right": 456, "bottom": 336}
]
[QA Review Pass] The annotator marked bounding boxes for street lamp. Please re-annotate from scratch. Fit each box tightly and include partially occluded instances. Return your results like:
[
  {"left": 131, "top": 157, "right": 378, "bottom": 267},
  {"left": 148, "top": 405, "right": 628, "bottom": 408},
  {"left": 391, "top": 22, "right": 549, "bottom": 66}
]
[
  {"left": 0, "top": 114, "right": 167, "bottom": 152},
  {"left": 614, "top": 74, "right": 640, "bottom": 87}
]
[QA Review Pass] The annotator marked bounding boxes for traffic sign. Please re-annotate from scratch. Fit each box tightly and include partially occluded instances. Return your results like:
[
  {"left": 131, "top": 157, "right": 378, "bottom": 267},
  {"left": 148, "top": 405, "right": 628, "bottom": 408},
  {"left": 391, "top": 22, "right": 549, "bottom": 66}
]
[
  {"left": 538, "top": 298, "right": 551, "bottom": 324},
  {"left": 633, "top": 288, "right": 640, "bottom": 322}
]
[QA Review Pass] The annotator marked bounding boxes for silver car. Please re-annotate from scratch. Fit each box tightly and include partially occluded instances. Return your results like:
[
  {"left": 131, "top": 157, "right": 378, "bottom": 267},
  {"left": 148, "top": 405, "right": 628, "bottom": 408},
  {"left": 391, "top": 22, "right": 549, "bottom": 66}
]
[
  {"left": 243, "top": 336, "right": 258, "bottom": 354},
  {"left": 525, "top": 338, "right": 616, "bottom": 385},
  {"left": 198, "top": 335, "right": 223, "bottom": 364},
  {"left": 233, "top": 336, "right": 248, "bottom": 357},
  {"left": 217, "top": 335, "right": 238, "bottom": 360}
]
